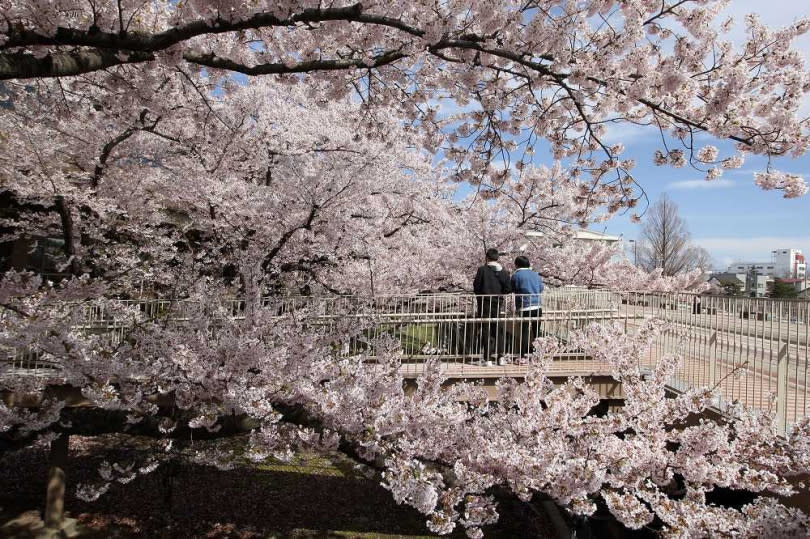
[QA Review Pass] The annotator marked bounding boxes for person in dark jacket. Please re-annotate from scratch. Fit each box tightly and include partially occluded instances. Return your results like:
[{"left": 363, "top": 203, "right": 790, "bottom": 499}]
[
  {"left": 511, "top": 255, "right": 544, "bottom": 357},
  {"left": 473, "top": 248, "right": 511, "bottom": 365}
]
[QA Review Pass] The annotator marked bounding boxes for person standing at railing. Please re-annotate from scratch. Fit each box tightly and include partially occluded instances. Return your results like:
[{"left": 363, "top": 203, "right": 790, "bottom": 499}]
[
  {"left": 473, "top": 248, "right": 512, "bottom": 366},
  {"left": 511, "top": 256, "right": 544, "bottom": 358}
]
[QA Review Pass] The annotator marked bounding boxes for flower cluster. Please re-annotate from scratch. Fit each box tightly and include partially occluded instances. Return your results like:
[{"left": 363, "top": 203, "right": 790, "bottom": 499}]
[
  {"left": 754, "top": 171, "right": 809, "bottom": 198},
  {"left": 0, "top": 0, "right": 806, "bottom": 199}
]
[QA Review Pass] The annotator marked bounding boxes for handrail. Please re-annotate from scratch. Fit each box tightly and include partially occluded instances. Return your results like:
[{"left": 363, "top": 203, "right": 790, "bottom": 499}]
[{"left": 4, "top": 290, "right": 808, "bottom": 434}]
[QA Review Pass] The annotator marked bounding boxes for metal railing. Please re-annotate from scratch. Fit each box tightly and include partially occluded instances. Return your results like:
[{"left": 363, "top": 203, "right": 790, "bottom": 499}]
[
  {"left": 3, "top": 289, "right": 808, "bottom": 432},
  {"left": 617, "top": 292, "right": 810, "bottom": 433},
  {"left": 2, "top": 289, "right": 625, "bottom": 372}
]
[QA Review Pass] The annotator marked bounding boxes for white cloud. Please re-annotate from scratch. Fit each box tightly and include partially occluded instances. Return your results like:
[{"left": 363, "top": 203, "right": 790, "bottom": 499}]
[
  {"left": 694, "top": 236, "right": 810, "bottom": 267},
  {"left": 726, "top": 167, "right": 807, "bottom": 180},
  {"left": 601, "top": 122, "right": 655, "bottom": 145},
  {"left": 667, "top": 179, "right": 734, "bottom": 190},
  {"left": 718, "top": 256, "right": 735, "bottom": 269},
  {"left": 430, "top": 97, "right": 482, "bottom": 121}
]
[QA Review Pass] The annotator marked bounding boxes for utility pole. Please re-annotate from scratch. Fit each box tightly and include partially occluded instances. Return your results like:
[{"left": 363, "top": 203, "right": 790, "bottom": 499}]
[{"left": 627, "top": 239, "right": 637, "bottom": 265}]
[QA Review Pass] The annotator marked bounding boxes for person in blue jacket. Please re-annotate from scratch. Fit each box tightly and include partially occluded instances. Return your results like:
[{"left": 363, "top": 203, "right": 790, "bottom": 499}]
[{"left": 511, "top": 255, "right": 544, "bottom": 356}]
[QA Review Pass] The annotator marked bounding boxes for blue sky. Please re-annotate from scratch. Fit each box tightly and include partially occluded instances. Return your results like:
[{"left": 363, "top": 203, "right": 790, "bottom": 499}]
[
  {"left": 600, "top": 1, "right": 810, "bottom": 270},
  {"left": 598, "top": 126, "right": 810, "bottom": 271}
]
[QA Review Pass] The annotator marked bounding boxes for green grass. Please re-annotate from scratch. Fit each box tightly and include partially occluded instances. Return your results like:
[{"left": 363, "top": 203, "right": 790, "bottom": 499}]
[
  {"left": 347, "top": 323, "right": 440, "bottom": 355},
  {"left": 255, "top": 451, "right": 374, "bottom": 479}
]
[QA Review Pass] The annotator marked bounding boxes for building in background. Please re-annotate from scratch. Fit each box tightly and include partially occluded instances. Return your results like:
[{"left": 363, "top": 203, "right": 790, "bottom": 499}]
[
  {"left": 728, "top": 248, "right": 806, "bottom": 280},
  {"left": 728, "top": 260, "right": 778, "bottom": 278},
  {"left": 524, "top": 229, "right": 621, "bottom": 246},
  {"left": 772, "top": 249, "right": 806, "bottom": 280},
  {"left": 751, "top": 274, "right": 774, "bottom": 298},
  {"left": 726, "top": 248, "right": 808, "bottom": 297},
  {"left": 706, "top": 273, "right": 747, "bottom": 295}
]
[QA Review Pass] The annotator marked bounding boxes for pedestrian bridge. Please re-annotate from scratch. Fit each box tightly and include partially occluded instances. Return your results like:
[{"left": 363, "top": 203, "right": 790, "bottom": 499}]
[{"left": 3, "top": 290, "right": 809, "bottom": 433}]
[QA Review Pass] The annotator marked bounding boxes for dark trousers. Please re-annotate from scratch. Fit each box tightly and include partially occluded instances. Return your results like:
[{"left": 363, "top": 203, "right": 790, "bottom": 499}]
[
  {"left": 518, "top": 308, "right": 542, "bottom": 357},
  {"left": 476, "top": 297, "right": 504, "bottom": 361}
]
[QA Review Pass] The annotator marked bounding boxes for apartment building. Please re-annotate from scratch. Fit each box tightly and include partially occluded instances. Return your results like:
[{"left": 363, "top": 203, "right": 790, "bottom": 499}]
[{"left": 728, "top": 248, "right": 806, "bottom": 280}]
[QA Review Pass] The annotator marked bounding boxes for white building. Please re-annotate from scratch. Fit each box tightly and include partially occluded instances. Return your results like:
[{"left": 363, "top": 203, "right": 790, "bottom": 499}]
[
  {"left": 522, "top": 229, "right": 621, "bottom": 248},
  {"left": 728, "top": 248, "right": 806, "bottom": 280},
  {"left": 752, "top": 274, "right": 773, "bottom": 298},
  {"left": 728, "top": 261, "right": 779, "bottom": 278},
  {"left": 772, "top": 248, "right": 806, "bottom": 280}
]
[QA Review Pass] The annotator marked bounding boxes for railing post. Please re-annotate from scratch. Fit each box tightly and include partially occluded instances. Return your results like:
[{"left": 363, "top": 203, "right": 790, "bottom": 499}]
[
  {"left": 622, "top": 292, "right": 628, "bottom": 334},
  {"left": 776, "top": 343, "right": 789, "bottom": 434}
]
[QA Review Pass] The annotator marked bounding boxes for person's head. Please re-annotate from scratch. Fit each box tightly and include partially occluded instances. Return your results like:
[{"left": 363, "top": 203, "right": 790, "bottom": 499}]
[
  {"left": 515, "top": 255, "right": 531, "bottom": 269},
  {"left": 485, "top": 248, "right": 500, "bottom": 262}
]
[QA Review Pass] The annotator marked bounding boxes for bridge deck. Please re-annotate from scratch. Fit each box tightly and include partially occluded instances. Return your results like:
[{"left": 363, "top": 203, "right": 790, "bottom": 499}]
[{"left": 398, "top": 358, "right": 611, "bottom": 378}]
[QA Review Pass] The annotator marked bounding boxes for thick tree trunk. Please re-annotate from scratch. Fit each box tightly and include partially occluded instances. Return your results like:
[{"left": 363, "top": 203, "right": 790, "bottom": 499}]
[
  {"left": 54, "top": 196, "right": 81, "bottom": 276},
  {"left": 44, "top": 434, "right": 69, "bottom": 529}
]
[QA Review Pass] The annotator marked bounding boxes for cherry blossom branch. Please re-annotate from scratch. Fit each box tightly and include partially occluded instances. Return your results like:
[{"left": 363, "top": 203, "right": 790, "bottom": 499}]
[{"left": 0, "top": 4, "right": 369, "bottom": 50}]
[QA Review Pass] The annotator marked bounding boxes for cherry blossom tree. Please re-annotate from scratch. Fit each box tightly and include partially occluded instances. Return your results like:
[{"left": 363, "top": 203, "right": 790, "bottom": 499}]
[
  {"left": 0, "top": 0, "right": 807, "bottom": 200},
  {"left": 0, "top": 73, "right": 471, "bottom": 296},
  {"left": 449, "top": 163, "right": 708, "bottom": 291},
  {"left": 0, "top": 67, "right": 697, "bottom": 294},
  {"left": 2, "top": 1, "right": 810, "bottom": 537}
]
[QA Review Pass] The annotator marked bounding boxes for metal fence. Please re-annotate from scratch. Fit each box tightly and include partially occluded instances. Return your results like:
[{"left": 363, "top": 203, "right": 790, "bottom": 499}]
[
  {"left": 2, "top": 288, "right": 623, "bottom": 371},
  {"left": 617, "top": 292, "right": 810, "bottom": 433},
  {"left": 3, "top": 289, "right": 809, "bottom": 432}
]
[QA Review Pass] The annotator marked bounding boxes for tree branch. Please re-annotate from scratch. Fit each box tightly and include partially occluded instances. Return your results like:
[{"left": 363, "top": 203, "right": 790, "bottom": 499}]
[
  {"left": 54, "top": 195, "right": 80, "bottom": 276},
  {"left": 0, "top": 4, "right": 366, "bottom": 51},
  {"left": 0, "top": 49, "right": 154, "bottom": 80},
  {"left": 261, "top": 205, "right": 319, "bottom": 273},
  {"left": 184, "top": 50, "right": 407, "bottom": 76}
]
